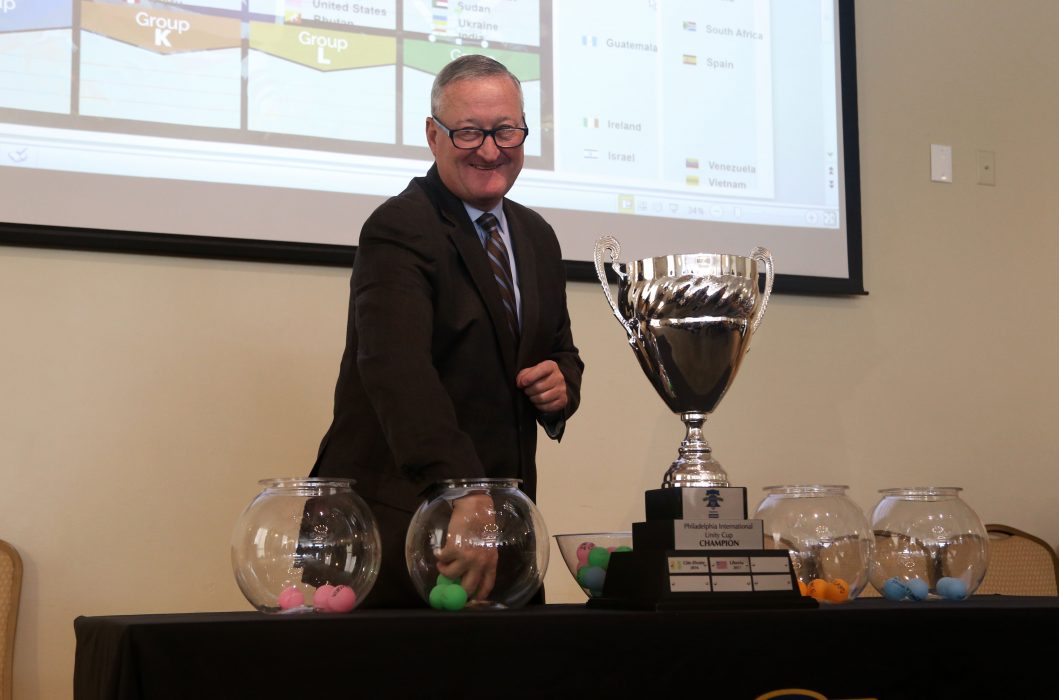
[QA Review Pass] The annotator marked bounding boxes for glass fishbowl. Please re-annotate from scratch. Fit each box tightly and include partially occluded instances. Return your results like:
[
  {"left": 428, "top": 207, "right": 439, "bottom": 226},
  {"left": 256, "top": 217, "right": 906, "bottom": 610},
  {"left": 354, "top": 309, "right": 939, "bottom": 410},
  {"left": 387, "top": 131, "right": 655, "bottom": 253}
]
[{"left": 231, "top": 477, "right": 380, "bottom": 613}]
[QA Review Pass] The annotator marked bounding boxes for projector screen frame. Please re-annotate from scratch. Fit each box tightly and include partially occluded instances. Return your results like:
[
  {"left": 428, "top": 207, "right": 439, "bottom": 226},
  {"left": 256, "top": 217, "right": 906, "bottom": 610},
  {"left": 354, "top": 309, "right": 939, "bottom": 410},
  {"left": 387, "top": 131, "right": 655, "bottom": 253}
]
[{"left": 0, "top": 1, "right": 865, "bottom": 297}]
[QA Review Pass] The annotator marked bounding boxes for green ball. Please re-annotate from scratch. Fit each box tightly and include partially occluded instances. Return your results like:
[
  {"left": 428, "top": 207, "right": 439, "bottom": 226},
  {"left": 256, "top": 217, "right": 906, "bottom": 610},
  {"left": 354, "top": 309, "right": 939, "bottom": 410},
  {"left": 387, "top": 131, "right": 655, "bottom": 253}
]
[
  {"left": 614, "top": 546, "right": 632, "bottom": 553},
  {"left": 587, "top": 546, "right": 611, "bottom": 568},
  {"left": 440, "top": 584, "right": 468, "bottom": 611},
  {"left": 437, "top": 573, "right": 460, "bottom": 587},
  {"left": 428, "top": 585, "right": 446, "bottom": 610}
]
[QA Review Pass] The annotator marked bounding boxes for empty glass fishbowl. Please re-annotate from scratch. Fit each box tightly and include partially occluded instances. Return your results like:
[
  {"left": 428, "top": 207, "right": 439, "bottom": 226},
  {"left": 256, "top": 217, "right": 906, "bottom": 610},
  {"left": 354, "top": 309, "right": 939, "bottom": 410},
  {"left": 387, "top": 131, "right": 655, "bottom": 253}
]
[
  {"left": 868, "top": 487, "right": 988, "bottom": 600},
  {"left": 754, "top": 485, "right": 873, "bottom": 603},
  {"left": 406, "top": 478, "right": 548, "bottom": 610},
  {"left": 231, "top": 478, "right": 381, "bottom": 613}
]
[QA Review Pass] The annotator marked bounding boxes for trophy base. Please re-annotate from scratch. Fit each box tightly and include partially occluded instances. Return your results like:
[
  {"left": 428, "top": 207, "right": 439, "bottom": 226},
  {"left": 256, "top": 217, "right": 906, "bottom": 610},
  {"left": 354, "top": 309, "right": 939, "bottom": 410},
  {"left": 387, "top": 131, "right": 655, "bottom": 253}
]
[
  {"left": 645, "top": 486, "right": 748, "bottom": 520},
  {"left": 587, "top": 486, "right": 816, "bottom": 611},
  {"left": 590, "top": 549, "right": 816, "bottom": 611}
]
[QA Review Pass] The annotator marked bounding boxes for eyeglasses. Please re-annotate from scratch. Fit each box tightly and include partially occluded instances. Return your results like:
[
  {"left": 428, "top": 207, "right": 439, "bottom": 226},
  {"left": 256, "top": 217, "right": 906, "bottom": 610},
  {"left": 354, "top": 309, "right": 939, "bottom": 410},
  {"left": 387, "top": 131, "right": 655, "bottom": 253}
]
[{"left": 431, "top": 116, "right": 529, "bottom": 150}]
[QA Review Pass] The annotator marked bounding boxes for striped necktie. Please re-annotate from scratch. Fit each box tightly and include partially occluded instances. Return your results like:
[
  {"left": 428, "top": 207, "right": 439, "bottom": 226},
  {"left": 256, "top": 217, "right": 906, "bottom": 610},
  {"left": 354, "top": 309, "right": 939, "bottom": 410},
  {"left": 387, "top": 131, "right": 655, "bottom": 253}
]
[{"left": 476, "top": 212, "right": 519, "bottom": 340}]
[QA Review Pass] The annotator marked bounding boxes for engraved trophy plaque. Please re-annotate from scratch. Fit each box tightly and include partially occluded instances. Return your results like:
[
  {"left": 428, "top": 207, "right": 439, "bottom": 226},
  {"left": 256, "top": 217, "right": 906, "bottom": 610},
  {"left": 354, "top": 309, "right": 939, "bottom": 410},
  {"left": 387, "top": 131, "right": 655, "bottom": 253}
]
[{"left": 593, "top": 236, "right": 774, "bottom": 488}]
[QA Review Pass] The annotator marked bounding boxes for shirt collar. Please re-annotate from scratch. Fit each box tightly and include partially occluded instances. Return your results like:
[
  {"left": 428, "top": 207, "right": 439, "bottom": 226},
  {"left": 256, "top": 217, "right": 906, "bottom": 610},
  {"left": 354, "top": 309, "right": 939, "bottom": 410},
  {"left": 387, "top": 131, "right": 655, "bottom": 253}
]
[{"left": 464, "top": 202, "right": 507, "bottom": 233}]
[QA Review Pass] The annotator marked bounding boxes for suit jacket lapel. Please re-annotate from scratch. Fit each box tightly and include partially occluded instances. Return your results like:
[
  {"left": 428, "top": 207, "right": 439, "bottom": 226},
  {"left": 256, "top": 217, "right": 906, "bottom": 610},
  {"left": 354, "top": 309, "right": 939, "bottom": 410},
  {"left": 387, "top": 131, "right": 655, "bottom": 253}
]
[{"left": 421, "top": 167, "right": 520, "bottom": 376}]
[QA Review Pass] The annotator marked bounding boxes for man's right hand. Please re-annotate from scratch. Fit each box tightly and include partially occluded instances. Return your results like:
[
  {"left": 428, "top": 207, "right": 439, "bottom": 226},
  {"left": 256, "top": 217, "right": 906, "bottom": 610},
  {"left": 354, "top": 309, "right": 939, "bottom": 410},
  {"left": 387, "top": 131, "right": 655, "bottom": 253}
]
[{"left": 434, "top": 492, "right": 499, "bottom": 602}]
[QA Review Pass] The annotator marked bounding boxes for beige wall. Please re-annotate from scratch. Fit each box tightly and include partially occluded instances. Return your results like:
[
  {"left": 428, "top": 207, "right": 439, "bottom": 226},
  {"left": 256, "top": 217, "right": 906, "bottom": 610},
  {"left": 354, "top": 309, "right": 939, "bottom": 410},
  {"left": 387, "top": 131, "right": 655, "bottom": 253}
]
[{"left": 2, "top": 1, "right": 1058, "bottom": 697}]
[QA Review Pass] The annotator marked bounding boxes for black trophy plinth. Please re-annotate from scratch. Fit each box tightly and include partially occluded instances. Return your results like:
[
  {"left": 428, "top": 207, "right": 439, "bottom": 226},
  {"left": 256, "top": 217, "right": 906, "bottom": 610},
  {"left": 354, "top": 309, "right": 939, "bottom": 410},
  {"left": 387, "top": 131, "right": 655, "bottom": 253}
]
[{"left": 588, "top": 486, "right": 817, "bottom": 611}]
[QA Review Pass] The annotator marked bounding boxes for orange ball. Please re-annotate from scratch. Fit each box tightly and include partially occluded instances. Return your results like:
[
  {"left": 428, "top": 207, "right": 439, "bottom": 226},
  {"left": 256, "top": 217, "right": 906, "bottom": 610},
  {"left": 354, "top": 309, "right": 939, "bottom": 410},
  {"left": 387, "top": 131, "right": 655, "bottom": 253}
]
[
  {"left": 797, "top": 579, "right": 809, "bottom": 596},
  {"left": 826, "top": 578, "right": 850, "bottom": 602},
  {"left": 807, "top": 578, "right": 830, "bottom": 601}
]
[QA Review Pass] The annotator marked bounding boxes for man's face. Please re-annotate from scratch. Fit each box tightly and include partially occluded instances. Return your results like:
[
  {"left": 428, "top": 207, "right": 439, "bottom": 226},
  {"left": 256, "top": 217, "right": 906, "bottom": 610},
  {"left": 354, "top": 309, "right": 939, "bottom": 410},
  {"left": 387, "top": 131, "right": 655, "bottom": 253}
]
[{"left": 426, "top": 75, "right": 525, "bottom": 211}]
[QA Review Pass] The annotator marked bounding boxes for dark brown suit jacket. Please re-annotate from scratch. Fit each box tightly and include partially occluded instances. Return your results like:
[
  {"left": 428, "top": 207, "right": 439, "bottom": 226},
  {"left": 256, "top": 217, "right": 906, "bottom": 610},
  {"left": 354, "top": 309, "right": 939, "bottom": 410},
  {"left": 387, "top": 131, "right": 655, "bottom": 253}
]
[{"left": 312, "top": 163, "right": 583, "bottom": 512}]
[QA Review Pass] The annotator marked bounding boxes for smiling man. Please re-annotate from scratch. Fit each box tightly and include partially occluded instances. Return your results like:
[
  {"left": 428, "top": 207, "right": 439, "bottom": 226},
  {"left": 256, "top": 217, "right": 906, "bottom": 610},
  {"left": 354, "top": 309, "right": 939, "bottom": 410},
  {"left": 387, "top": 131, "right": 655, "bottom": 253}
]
[{"left": 310, "top": 55, "right": 584, "bottom": 608}]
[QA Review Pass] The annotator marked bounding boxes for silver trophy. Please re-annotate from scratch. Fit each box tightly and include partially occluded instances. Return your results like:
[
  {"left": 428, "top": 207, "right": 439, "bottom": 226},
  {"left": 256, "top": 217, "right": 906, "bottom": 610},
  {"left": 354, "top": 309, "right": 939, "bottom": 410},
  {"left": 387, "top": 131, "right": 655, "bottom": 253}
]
[{"left": 593, "top": 236, "right": 774, "bottom": 488}]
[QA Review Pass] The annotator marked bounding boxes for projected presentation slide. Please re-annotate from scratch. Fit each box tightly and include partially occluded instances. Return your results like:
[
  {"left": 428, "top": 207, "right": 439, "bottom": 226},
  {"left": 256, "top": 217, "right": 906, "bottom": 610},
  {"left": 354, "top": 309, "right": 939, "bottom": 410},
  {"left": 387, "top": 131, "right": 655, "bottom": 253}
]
[
  {"left": 79, "top": 1, "right": 243, "bottom": 128},
  {"left": 0, "top": 0, "right": 550, "bottom": 155},
  {"left": 0, "top": 0, "right": 843, "bottom": 255},
  {"left": 0, "top": 3, "right": 72, "bottom": 115}
]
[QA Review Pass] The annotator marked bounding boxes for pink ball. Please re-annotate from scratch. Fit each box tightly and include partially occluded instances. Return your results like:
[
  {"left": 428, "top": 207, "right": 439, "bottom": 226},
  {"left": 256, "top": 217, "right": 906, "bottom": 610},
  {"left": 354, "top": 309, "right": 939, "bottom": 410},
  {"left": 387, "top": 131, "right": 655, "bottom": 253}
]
[
  {"left": 277, "top": 586, "right": 304, "bottom": 610},
  {"left": 313, "top": 584, "right": 336, "bottom": 611},
  {"left": 328, "top": 585, "right": 357, "bottom": 613},
  {"left": 576, "top": 542, "right": 595, "bottom": 565}
]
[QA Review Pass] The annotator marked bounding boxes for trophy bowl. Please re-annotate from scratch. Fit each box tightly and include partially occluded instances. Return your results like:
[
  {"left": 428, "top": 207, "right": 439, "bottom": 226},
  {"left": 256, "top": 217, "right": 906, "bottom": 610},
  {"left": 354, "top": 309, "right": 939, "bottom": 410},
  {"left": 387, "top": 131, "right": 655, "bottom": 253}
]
[{"left": 594, "top": 236, "right": 773, "bottom": 488}]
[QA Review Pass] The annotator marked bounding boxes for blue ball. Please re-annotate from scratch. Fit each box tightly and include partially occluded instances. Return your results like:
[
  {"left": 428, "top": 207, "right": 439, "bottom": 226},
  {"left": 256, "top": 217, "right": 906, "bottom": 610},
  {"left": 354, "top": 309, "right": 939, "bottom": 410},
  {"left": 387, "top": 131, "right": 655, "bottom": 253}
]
[
  {"left": 937, "top": 576, "right": 968, "bottom": 600},
  {"left": 883, "top": 577, "right": 909, "bottom": 601},
  {"left": 906, "top": 577, "right": 930, "bottom": 601},
  {"left": 578, "top": 565, "right": 606, "bottom": 592}
]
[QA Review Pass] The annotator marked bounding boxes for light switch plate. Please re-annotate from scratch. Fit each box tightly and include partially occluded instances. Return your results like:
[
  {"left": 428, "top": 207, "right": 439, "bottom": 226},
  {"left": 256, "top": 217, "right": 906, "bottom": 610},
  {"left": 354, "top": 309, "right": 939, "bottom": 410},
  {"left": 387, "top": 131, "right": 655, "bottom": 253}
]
[{"left": 931, "top": 144, "right": 952, "bottom": 183}]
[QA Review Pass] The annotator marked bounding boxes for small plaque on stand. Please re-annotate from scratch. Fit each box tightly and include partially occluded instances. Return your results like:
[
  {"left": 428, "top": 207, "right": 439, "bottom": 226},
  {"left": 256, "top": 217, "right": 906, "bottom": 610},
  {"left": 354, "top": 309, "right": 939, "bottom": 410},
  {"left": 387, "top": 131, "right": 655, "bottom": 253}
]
[
  {"left": 633, "top": 518, "right": 764, "bottom": 550},
  {"left": 589, "top": 548, "right": 815, "bottom": 611}
]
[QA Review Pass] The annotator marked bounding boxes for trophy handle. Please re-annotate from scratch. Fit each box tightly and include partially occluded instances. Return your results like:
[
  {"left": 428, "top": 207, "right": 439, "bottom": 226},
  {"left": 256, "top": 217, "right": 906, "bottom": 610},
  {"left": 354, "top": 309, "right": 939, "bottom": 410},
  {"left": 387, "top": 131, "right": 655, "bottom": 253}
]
[
  {"left": 593, "top": 236, "right": 634, "bottom": 340},
  {"left": 749, "top": 247, "right": 774, "bottom": 335}
]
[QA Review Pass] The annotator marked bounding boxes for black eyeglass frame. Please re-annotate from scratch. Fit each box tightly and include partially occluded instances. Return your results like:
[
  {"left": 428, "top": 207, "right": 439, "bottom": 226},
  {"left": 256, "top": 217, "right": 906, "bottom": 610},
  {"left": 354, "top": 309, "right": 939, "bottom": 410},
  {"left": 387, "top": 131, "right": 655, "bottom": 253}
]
[{"left": 431, "top": 116, "right": 530, "bottom": 150}]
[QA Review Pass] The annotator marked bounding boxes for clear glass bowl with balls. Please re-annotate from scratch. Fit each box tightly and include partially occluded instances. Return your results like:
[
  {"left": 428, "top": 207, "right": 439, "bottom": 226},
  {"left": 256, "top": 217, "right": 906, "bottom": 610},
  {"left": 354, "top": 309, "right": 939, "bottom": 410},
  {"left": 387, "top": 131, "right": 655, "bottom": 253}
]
[
  {"left": 554, "top": 532, "right": 633, "bottom": 599},
  {"left": 405, "top": 478, "right": 549, "bottom": 611},
  {"left": 231, "top": 477, "right": 381, "bottom": 613},
  {"left": 868, "top": 487, "right": 989, "bottom": 601},
  {"left": 754, "top": 485, "right": 873, "bottom": 603}
]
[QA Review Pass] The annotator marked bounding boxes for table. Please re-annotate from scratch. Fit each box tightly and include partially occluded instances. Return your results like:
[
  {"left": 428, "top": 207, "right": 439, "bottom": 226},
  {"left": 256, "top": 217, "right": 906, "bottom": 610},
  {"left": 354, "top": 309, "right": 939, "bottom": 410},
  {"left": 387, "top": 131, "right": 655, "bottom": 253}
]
[{"left": 74, "top": 597, "right": 1059, "bottom": 699}]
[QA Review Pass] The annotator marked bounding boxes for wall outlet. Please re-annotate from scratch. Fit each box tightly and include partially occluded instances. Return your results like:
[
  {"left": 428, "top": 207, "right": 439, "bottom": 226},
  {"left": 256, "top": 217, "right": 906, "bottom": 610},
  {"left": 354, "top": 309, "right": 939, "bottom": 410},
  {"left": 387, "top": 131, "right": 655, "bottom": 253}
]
[{"left": 977, "top": 150, "right": 996, "bottom": 186}]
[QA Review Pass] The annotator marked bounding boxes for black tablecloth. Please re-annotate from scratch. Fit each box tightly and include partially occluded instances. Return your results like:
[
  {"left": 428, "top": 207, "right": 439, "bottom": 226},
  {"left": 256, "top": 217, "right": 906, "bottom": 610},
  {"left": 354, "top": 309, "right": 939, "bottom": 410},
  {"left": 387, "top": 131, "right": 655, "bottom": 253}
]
[{"left": 74, "top": 597, "right": 1059, "bottom": 699}]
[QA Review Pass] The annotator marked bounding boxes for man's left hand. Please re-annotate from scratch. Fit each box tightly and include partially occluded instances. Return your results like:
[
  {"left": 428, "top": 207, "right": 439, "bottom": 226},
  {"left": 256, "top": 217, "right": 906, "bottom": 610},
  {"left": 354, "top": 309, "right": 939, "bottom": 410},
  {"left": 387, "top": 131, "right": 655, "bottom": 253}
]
[{"left": 516, "top": 360, "right": 568, "bottom": 414}]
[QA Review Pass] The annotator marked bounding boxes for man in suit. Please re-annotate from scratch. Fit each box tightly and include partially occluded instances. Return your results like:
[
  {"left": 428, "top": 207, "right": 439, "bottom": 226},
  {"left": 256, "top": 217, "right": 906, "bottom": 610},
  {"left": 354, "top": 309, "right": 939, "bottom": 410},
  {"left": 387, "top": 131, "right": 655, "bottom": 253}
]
[{"left": 311, "top": 55, "right": 584, "bottom": 607}]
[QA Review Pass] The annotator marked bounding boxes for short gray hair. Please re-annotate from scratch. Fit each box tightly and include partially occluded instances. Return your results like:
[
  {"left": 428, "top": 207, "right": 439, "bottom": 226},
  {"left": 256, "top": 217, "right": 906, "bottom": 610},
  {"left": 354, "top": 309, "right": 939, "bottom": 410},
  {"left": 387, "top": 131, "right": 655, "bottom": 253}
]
[{"left": 430, "top": 54, "right": 524, "bottom": 116}]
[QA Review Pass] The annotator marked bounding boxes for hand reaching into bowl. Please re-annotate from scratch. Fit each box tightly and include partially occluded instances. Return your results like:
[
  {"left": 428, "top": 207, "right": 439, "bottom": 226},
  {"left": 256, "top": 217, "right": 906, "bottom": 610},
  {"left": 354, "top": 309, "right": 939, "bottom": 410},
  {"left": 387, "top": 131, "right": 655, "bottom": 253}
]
[{"left": 435, "top": 493, "right": 499, "bottom": 602}]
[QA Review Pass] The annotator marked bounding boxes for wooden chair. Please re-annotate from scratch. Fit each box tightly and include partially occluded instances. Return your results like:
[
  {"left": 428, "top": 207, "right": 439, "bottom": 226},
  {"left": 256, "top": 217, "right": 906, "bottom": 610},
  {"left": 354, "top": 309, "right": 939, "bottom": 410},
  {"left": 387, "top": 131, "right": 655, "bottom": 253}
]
[
  {"left": 0, "top": 540, "right": 21, "bottom": 700},
  {"left": 975, "top": 524, "right": 1059, "bottom": 596}
]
